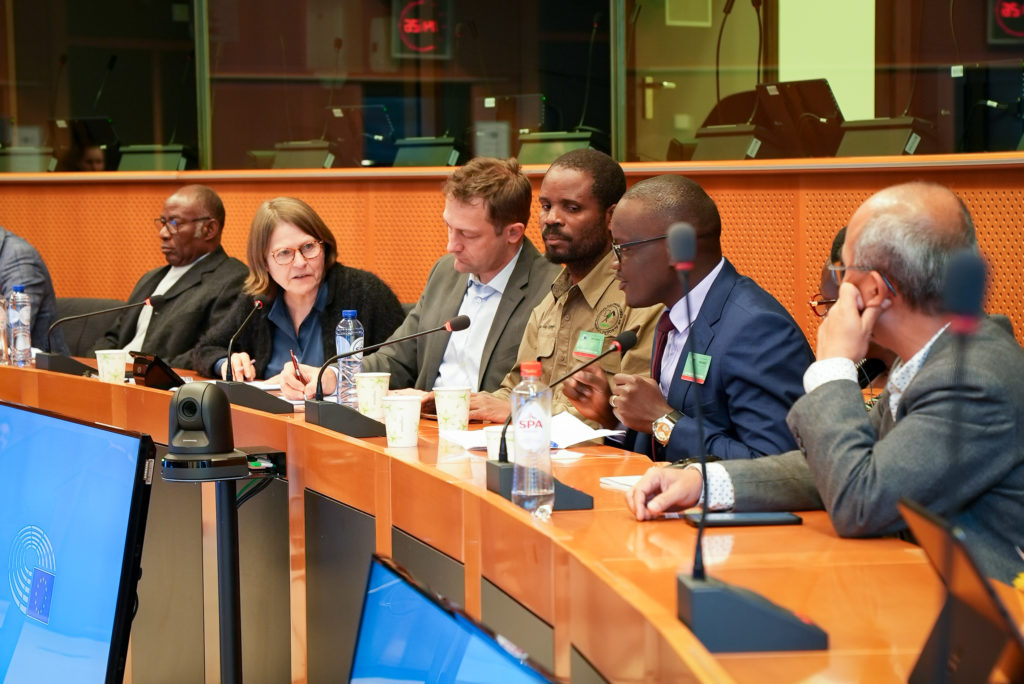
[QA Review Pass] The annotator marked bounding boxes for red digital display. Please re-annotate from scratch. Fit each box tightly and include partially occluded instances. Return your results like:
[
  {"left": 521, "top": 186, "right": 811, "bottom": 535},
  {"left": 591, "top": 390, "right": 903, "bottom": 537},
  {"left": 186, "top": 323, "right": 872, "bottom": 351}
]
[
  {"left": 393, "top": 0, "right": 451, "bottom": 59},
  {"left": 990, "top": 1, "right": 1024, "bottom": 43}
]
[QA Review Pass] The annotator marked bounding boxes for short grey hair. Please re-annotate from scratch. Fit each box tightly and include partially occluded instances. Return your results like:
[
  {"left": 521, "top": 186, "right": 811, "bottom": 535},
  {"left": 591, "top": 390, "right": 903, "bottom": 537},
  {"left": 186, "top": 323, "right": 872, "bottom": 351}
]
[{"left": 852, "top": 186, "right": 977, "bottom": 314}]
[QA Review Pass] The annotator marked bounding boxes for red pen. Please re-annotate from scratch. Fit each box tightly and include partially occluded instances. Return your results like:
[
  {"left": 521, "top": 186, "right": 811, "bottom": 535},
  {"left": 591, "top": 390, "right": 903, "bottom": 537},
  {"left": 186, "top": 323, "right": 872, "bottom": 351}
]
[{"left": 290, "top": 349, "right": 307, "bottom": 383}]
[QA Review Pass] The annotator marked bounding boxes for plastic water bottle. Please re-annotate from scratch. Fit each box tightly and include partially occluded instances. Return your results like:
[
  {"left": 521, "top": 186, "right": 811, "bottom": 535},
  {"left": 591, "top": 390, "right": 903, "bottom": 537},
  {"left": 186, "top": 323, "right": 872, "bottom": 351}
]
[
  {"left": 511, "top": 361, "right": 554, "bottom": 520},
  {"left": 8, "top": 285, "right": 32, "bottom": 367},
  {"left": 335, "top": 310, "right": 363, "bottom": 408}
]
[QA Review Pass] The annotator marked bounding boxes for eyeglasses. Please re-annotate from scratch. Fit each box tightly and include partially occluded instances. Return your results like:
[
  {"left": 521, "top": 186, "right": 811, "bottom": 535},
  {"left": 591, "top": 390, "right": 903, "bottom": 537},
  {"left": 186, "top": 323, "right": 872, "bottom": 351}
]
[
  {"left": 153, "top": 216, "right": 211, "bottom": 234},
  {"left": 808, "top": 294, "right": 837, "bottom": 317},
  {"left": 610, "top": 234, "right": 667, "bottom": 261},
  {"left": 270, "top": 240, "right": 323, "bottom": 265},
  {"left": 827, "top": 264, "right": 898, "bottom": 297}
]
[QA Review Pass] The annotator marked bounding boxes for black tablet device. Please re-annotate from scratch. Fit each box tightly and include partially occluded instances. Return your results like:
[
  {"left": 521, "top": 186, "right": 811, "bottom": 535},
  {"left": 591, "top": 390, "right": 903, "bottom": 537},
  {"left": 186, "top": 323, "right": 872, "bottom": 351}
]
[
  {"left": 898, "top": 498, "right": 1024, "bottom": 683},
  {"left": 683, "top": 511, "right": 802, "bottom": 527},
  {"left": 0, "top": 400, "right": 154, "bottom": 683},
  {"left": 129, "top": 351, "right": 186, "bottom": 390}
]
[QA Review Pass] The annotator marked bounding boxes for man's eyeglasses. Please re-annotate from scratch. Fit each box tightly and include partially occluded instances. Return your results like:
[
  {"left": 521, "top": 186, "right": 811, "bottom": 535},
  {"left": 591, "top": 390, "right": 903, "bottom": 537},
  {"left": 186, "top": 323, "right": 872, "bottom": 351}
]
[
  {"left": 611, "top": 234, "right": 667, "bottom": 261},
  {"left": 154, "top": 216, "right": 211, "bottom": 234},
  {"left": 270, "top": 240, "right": 323, "bottom": 265},
  {"left": 827, "top": 264, "right": 898, "bottom": 297},
  {"left": 808, "top": 294, "right": 837, "bottom": 317}
]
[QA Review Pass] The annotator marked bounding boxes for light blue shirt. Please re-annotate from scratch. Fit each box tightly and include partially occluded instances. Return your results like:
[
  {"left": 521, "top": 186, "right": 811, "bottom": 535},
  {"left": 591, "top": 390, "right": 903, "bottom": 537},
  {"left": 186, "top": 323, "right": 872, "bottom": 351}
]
[
  {"left": 659, "top": 257, "right": 725, "bottom": 396},
  {"left": 435, "top": 244, "right": 522, "bottom": 390}
]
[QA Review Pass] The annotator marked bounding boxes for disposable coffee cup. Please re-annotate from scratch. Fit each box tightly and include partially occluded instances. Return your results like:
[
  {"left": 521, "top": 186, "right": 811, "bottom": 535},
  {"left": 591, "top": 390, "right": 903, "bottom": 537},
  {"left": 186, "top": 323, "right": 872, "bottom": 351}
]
[
  {"left": 433, "top": 386, "right": 471, "bottom": 432},
  {"left": 484, "top": 424, "right": 514, "bottom": 460},
  {"left": 95, "top": 350, "right": 127, "bottom": 384},
  {"left": 355, "top": 372, "right": 390, "bottom": 421},
  {"left": 383, "top": 395, "right": 421, "bottom": 447}
]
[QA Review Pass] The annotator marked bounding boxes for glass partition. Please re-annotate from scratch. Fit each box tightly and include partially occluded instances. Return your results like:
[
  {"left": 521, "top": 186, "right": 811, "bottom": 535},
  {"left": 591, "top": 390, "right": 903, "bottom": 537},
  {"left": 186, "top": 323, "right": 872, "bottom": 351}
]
[{"left": 1, "top": 0, "right": 1021, "bottom": 171}]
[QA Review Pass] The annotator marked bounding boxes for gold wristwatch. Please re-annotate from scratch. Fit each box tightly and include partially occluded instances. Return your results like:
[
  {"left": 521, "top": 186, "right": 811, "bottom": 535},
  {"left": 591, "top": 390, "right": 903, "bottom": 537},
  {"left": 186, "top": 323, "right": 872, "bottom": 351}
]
[{"left": 652, "top": 410, "right": 683, "bottom": 446}]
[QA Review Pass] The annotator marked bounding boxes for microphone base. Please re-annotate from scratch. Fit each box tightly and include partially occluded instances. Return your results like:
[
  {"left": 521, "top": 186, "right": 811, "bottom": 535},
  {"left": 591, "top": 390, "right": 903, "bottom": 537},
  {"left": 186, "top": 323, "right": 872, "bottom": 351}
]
[
  {"left": 161, "top": 449, "right": 251, "bottom": 482},
  {"left": 304, "top": 399, "right": 386, "bottom": 438},
  {"left": 34, "top": 352, "right": 95, "bottom": 377},
  {"left": 216, "top": 381, "right": 293, "bottom": 414},
  {"left": 485, "top": 459, "right": 594, "bottom": 511},
  {"left": 677, "top": 573, "right": 827, "bottom": 652}
]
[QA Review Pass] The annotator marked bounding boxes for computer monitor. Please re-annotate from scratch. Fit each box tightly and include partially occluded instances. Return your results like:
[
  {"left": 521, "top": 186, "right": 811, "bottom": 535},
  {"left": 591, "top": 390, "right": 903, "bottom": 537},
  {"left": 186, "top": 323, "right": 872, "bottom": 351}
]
[
  {"left": 0, "top": 400, "right": 154, "bottom": 683},
  {"left": 753, "top": 79, "right": 845, "bottom": 158},
  {"left": 898, "top": 499, "right": 1024, "bottom": 683},
  {"left": 350, "top": 554, "right": 555, "bottom": 683},
  {"left": 324, "top": 105, "right": 396, "bottom": 167},
  {"left": 392, "top": 136, "right": 466, "bottom": 167}
]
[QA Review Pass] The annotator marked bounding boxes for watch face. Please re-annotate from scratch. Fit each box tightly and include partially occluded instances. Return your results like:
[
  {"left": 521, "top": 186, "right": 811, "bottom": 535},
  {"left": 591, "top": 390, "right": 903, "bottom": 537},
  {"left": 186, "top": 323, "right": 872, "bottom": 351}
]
[{"left": 653, "top": 419, "right": 672, "bottom": 445}]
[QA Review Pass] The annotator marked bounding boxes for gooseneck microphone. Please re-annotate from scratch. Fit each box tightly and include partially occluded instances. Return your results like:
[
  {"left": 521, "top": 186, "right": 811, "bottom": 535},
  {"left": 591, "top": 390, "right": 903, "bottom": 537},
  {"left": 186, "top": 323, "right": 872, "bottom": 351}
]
[
  {"left": 36, "top": 295, "right": 167, "bottom": 376},
  {"left": 225, "top": 299, "right": 264, "bottom": 380},
  {"left": 669, "top": 222, "right": 827, "bottom": 653},
  {"left": 496, "top": 329, "right": 638, "bottom": 464},
  {"left": 313, "top": 315, "right": 471, "bottom": 401},
  {"left": 667, "top": 222, "right": 708, "bottom": 580}
]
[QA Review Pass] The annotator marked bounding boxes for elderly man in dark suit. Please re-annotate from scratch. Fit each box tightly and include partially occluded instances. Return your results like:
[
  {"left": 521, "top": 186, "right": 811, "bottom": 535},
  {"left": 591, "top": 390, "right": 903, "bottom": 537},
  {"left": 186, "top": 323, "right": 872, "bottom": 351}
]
[
  {"left": 626, "top": 181, "right": 1024, "bottom": 583},
  {"left": 91, "top": 184, "right": 247, "bottom": 369},
  {"left": 361, "top": 157, "right": 559, "bottom": 392},
  {"left": 563, "top": 174, "right": 814, "bottom": 461}
]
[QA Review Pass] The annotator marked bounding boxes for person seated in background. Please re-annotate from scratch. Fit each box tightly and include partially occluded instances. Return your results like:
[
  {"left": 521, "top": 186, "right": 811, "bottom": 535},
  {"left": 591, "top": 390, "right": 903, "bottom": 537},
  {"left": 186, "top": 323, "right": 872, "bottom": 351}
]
[
  {"left": 626, "top": 182, "right": 1024, "bottom": 584},
  {"left": 193, "top": 196, "right": 405, "bottom": 399},
  {"left": 809, "top": 225, "right": 895, "bottom": 399},
  {"left": 361, "top": 157, "right": 560, "bottom": 394},
  {"left": 55, "top": 143, "right": 106, "bottom": 172},
  {"left": 0, "top": 225, "right": 65, "bottom": 352},
  {"left": 563, "top": 175, "right": 814, "bottom": 461},
  {"left": 91, "top": 184, "right": 248, "bottom": 369},
  {"left": 468, "top": 149, "right": 662, "bottom": 424}
]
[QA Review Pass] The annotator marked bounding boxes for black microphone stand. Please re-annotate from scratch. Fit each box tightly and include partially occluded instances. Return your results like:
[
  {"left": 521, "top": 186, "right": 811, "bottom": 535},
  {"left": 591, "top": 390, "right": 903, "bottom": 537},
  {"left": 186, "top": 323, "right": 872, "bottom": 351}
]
[{"left": 36, "top": 298, "right": 157, "bottom": 376}]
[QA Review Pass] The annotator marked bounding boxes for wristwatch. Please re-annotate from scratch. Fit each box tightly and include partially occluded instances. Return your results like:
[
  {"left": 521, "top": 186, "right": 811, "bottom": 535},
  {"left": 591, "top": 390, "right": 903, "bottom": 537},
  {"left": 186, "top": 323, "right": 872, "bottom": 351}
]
[{"left": 652, "top": 410, "right": 683, "bottom": 446}]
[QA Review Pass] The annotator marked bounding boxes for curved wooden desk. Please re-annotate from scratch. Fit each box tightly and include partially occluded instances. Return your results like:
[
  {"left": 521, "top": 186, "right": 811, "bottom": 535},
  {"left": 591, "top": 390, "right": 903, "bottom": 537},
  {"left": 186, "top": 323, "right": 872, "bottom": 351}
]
[{"left": 0, "top": 365, "right": 947, "bottom": 683}]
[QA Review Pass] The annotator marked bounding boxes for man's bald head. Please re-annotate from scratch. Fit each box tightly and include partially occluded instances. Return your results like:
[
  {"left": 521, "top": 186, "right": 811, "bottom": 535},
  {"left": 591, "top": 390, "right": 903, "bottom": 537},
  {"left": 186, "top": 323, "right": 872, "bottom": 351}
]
[{"left": 845, "top": 182, "right": 977, "bottom": 314}]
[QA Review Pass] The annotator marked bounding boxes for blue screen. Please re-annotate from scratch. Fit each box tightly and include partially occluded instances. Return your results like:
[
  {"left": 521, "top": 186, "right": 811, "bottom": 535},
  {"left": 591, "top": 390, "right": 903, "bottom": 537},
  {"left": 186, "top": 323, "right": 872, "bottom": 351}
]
[
  {"left": 350, "top": 558, "right": 551, "bottom": 683},
  {"left": 0, "top": 403, "right": 145, "bottom": 683}
]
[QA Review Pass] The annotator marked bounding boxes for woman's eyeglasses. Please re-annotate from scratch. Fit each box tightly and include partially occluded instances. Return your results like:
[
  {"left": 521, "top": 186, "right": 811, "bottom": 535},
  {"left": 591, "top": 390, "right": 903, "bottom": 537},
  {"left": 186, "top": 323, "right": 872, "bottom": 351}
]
[{"left": 270, "top": 240, "right": 323, "bottom": 265}]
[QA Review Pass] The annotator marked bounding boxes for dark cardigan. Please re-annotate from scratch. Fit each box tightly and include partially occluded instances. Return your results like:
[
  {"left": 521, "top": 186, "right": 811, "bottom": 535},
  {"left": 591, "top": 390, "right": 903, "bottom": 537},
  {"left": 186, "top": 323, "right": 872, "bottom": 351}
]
[{"left": 192, "top": 262, "right": 405, "bottom": 378}]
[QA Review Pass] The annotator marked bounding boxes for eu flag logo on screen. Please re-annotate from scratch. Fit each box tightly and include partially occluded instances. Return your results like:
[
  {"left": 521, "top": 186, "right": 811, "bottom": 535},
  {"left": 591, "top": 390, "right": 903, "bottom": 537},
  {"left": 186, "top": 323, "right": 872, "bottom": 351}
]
[{"left": 26, "top": 568, "right": 55, "bottom": 624}]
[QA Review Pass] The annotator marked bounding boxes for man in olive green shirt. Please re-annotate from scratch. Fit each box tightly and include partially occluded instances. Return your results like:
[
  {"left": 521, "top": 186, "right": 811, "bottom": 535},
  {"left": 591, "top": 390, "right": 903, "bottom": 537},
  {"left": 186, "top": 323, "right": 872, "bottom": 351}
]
[{"left": 468, "top": 149, "right": 661, "bottom": 423}]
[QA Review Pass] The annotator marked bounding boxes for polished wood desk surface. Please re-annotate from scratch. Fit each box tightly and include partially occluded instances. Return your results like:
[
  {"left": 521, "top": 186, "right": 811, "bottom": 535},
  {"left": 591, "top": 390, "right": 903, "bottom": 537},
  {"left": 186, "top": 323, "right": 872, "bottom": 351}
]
[{"left": 5, "top": 364, "right": 1021, "bottom": 683}]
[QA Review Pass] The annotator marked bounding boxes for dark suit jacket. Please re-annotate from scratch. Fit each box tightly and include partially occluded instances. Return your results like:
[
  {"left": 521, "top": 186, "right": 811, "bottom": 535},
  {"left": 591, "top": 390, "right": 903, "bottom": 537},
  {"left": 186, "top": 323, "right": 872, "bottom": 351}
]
[
  {"left": 723, "top": 318, "right": 1024, "bottom": 583},
  {"left": 361, "top": 239, "right": 560, "bottom": 391},
  {"left": 192, "top": 262, "right": 405, "bottom": 378},
  {"left": 633, "top": 259, "right": 815, "bottom": 461},
  {"left": 91, "top": 246, "right": 248, "bottom": 369}
]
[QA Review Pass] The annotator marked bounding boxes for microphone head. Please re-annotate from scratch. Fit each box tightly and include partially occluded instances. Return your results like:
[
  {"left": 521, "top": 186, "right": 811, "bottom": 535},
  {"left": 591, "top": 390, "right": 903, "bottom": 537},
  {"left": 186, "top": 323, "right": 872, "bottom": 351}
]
[
  {"left": 614, "top": 329, "right": 638, "bottom": 353},
  {"left": 943, "top": 250, "right": 986, "bottom": 317},
  {"left": 446, "top": 315, "right": 471, "bottom": 332},
  {"left": 668, "top": 222, "right": 697, "bottom": 268},
  {"left": 254, "top": 299, "right": 264, "bottom": 310},
  {"left": 147, "top": 294, "right": 167, "bottom": 307}
]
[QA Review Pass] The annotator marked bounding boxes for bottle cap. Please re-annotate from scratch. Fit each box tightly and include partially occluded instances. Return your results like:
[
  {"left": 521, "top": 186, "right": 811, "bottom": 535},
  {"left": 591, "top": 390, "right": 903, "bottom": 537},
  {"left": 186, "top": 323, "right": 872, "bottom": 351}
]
[
  {"left": 12, "top": 285, "right": 24, "bottom": 293},
  {"left": 342, "top": 310, "right": 357, "bottom": 318},
  {"left": 521, "top": 361, "right": 542, "bottom": 377}
]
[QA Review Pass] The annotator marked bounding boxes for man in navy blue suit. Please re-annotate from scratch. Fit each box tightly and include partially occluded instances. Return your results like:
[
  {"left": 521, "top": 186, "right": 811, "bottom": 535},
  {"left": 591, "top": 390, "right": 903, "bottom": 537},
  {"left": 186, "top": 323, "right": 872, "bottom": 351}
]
[{"left": 563, "top": 175, "right": 814, "bottom": 461}]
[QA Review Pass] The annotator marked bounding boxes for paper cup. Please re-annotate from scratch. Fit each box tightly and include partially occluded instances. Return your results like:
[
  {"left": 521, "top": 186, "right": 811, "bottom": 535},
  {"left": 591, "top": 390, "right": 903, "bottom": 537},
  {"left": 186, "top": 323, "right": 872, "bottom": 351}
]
[
  {"left": 95, "top": 350, "right": 127, "bottom": 384},
  {"left": 355, "top": 372, "right": 390, "bottom": 421},
  {"left": 383, "top": 395, "right": 421, "bottom": 447},
  {"left": 433, "top": 386, "right": 471, "bottom": 432},
  {"left": 484, "top": 424, "right": 514, "bottom": 461}
]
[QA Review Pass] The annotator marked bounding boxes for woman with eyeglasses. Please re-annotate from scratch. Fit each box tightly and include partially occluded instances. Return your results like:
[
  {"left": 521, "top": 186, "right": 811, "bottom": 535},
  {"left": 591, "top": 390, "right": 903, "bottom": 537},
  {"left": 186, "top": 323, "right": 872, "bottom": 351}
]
[{"left": 193, "top": 196, "right": 405, "bottom": 399}]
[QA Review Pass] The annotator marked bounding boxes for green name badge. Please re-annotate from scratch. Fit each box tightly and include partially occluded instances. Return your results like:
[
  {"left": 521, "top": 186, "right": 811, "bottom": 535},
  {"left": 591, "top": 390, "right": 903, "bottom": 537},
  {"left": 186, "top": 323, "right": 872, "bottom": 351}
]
[
  {"left": 680, "top": 352, "right": 711, "bottom": 384},
  {"left": 574, "top": 331, "right": 605, "bottom": 359}
]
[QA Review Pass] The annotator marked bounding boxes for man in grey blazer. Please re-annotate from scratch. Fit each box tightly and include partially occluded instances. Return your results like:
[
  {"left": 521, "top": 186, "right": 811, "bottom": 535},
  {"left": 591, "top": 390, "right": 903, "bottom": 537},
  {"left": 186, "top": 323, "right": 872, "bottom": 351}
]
[
  {"left": 361, "top": 157, "right": 559, "bottom": 392},
  {"left": 626, "top": 181, "right": 1024, "bottom": 583},
  {"left": 91, "top": 185, "right": 247, "bottom": 370}
]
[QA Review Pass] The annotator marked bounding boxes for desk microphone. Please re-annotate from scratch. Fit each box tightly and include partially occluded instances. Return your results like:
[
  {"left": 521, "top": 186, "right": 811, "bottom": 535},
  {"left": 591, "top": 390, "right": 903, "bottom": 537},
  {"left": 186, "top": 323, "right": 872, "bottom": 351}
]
[
  {"left": 225, "top": 299, "right": 264, "bottom": 380},
  {"left": 668, "top": 222, "right": 827, "bottom": 653},
  {"left": 495, "top": 329, "right": 638, "bottom": 464},
  {"left": 485, "top": 329, "right": 637, "bottom": 512},
  {"left": 312, "top": 314, "right": 470, "bottom": 401},
  {"left": 36, "top": 295, "right": 166, "bottom": 376},
  {"left": 304, "top": 315, "right": 470, "bottom": 437}
]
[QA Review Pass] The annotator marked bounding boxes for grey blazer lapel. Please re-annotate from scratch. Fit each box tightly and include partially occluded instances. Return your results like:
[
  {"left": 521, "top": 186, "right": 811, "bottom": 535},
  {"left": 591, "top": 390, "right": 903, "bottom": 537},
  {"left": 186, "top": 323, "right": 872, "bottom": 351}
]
[
  {"left": 478, "top": 243, "right": 536, "bottom": 386},
  {"left": 160, "top": 248, "right": 226, "bottom": 301}
]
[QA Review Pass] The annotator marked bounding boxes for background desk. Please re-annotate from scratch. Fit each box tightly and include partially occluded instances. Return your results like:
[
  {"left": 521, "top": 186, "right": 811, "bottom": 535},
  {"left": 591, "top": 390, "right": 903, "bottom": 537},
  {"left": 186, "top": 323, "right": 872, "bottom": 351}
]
[{"left": 1, "top": 364, "right": 955, "bottom": 683}]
